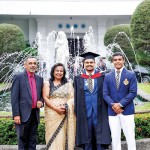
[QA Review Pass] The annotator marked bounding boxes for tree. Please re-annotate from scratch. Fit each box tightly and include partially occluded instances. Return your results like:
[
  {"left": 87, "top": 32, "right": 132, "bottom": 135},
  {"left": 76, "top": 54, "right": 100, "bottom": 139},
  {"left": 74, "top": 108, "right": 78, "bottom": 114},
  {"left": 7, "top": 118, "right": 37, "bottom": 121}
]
[
  {"left": 0, "top": 23, "right": 26, "bottom": 55},
  {"left": 130, "top": 0, "right": 150, "bottom": 66},
  {"left": 0, "top": 24, "right": 26, "bottom": 82}
]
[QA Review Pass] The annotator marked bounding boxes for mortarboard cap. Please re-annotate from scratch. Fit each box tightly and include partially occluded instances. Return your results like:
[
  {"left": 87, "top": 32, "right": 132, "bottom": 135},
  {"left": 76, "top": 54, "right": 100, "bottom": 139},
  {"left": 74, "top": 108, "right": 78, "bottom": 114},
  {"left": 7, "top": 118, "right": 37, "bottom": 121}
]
[{"left": 80, "top": 51, "right": 100, "bottom": 60}]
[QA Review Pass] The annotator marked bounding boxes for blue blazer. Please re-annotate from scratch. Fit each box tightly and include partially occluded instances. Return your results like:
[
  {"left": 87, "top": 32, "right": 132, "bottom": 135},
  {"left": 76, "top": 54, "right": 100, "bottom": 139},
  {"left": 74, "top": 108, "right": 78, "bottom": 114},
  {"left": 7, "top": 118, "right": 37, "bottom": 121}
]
[
  {"left": 103, "top": 68, "right": 137, "bottom": 116},
  {"left": 11, "top": 71, "right": 43, "bottom": 123}
]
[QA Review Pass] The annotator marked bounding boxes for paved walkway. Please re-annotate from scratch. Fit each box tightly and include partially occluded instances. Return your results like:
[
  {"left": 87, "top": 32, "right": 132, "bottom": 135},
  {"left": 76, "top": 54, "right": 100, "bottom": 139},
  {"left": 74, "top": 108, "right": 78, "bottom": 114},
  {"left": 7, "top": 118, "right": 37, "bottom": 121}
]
[{"left": 0, "top": 139, "right": 150, "bottom": 150}]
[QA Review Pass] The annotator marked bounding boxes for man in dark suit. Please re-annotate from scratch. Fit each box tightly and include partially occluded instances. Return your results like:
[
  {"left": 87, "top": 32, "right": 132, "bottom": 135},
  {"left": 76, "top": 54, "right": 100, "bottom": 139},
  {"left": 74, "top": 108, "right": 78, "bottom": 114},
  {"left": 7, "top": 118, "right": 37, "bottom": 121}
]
[
  {"left": 74, "top": 51, "right": 111, "bottom": 150},
  {"left": 103, "top": 52, "right": 137, "bottom": 150},
  {"left": 11, "top": 56, "right": 43, "bottom": 150}
]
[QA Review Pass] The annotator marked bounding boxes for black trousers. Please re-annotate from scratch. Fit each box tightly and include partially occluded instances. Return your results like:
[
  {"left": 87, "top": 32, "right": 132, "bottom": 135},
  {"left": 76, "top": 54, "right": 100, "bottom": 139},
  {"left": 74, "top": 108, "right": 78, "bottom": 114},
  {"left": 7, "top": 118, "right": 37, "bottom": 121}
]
[{"left": 15, "top": 109, "right": 38, "bottom": 150}]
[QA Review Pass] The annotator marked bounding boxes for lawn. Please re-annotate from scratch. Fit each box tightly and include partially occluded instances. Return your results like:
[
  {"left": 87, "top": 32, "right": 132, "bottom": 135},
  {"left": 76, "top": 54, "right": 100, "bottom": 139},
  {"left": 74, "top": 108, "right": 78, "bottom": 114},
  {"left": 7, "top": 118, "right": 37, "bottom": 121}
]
[
  {"left": 135, "top": 102, "right": 150, "bottom": 111},
  {"left": 1, "top": 104, "right": 150, "bottom": 117},
  {"left": 138, "top": 83, "right": 150, "bottom": 94},
  {"left": 0, "top": 111, "right": 12, "bottom": 116},
  {"left": 1, "top": 83, "right": 150, "bottom": 116},
  {"left": 0, "top": 83, "right": 7, "bottom": 89},
  {"left": 0, "top": 109, "right": 45, "bottom": 117}
]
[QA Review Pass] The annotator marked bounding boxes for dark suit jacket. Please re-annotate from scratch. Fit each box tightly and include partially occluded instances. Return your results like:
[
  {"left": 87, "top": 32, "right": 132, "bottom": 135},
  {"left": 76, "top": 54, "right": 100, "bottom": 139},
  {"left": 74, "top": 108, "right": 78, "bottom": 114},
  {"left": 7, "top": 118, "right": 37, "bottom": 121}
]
[
  {"left": 11, "top": 71, "right": 43, "bottom": 123},
  {"left": 74, "top": 73, "right": 111, "bottom": 147},
  {"left": 103, "top": 68, "right": 137, "bottom": 116}
]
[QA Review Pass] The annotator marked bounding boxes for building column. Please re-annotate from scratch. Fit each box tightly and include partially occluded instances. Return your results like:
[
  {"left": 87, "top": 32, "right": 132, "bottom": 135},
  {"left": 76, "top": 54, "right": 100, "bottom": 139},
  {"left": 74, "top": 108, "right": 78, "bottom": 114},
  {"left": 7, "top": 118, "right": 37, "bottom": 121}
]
[
  {"left": 29, "top": 19, "right": 37, "bottom": 45},
  {"left": 36, "top": 19, "right": 52, "bottom": 79},
  {"left": 36, "top": 18, "right": 47, "bottom": 37},
  {"left": 97, "top": 19, "right": 107, "bottom": 57}
]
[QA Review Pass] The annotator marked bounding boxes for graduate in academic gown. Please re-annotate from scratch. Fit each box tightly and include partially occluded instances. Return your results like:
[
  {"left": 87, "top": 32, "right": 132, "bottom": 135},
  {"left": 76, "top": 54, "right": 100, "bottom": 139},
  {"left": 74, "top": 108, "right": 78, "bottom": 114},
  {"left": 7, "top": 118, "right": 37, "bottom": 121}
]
[{"left": 74, "top": 52, "right": 111, "bottom": 150}]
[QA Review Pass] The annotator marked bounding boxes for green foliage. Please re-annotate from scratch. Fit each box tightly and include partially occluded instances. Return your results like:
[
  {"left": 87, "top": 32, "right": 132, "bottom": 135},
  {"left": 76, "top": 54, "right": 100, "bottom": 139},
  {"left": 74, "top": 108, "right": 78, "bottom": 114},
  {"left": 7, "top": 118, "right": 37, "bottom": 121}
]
[
  {"left": 134, "top": 113, "right": 150, "bottom": 139},
  {"left": 0, "top": 23, "right": 26, "bottom": 55},
  {"left": 104, "top": 24, "right": 135, "bottom": 64},
  {"left": 0, "top": 118, "right": 17, "bottom": 144},
  {"left": 0, "top": 114, "right": 150, "bottom": 144},
  {"left": 130, "top": 0, "right": 150, "bottom": 66},
  {"left": 37, "top": 118, "right": 46, "bottom": 144},
  {"left": 121, "top": 113, "right": 150, "bottom": 140},
  {"left": 0, "top": 118, "right": 46, "bottom": 144},
  {"left": 136, "top": 51, "right": 150, "bottom": 66},
  {"left": 22, "top": 47, "right": 38, "bottom": 57}
]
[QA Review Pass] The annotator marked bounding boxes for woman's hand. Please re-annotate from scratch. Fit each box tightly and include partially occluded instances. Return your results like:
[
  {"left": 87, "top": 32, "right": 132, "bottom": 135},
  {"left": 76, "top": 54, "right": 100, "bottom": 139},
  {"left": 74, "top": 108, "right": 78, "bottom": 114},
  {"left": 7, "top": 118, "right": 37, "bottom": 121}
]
[{"left": 53, "top": 105, "right": 66, "bottom": 115}]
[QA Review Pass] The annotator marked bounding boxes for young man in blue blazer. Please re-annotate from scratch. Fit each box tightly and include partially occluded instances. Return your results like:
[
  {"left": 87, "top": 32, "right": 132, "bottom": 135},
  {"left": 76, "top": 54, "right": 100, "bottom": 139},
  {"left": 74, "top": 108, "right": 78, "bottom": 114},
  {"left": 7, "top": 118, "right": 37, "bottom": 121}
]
[{"left": 103, "top": 52, "right": 137, "bottom": 150}]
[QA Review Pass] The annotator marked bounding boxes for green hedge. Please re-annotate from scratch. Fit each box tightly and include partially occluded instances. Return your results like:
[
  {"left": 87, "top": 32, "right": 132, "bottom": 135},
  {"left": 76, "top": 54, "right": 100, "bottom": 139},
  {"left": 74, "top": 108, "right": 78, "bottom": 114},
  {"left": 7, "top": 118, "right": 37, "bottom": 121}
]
[
  {"left": 0, "top": 113, "right": 150, "bottom": 144},
  {"left": 130, "top": 0, "right": 150, "bottom": 66},
  {"left": 0, "top": 23, "right": 26, "bottom": 55},
  {"left": 0, "top": 118, "right": 45, "bottom": 145}
]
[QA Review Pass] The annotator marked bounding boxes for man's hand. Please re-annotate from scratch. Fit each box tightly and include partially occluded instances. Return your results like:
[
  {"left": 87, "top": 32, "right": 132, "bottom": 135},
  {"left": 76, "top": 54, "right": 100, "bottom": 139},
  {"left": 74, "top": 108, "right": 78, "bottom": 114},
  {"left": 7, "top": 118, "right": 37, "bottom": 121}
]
[
  {"left": 114, "top": 108, "right": 124, "bottom": 114},
  {"left": 37, "top": 101, "right": 43, "bottom": 108},
  {"left": 112, "top": 103, "right": 121, "bottom": 111},
  {"left": 112, "top": 103, "right": 124, "bottom": 114},
  {"left": 14, "top": 116, "right": 21, "bottom": 124}
]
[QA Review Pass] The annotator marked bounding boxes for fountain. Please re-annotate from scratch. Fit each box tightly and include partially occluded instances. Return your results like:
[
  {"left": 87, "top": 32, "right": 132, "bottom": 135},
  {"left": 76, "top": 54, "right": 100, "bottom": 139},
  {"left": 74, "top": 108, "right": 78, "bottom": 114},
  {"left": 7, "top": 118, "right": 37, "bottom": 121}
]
[
  {"left": 83, "top": 26, "right": 97, "bottom": 53},
  {"left": 0, "top": 26, "right": 97, "bottom": 111},
  {"left": 0, "top": 47, "right": 38, "bottom": 111},
  {"left": 0, "top": 27, "right": 148, "bottom": 112}
]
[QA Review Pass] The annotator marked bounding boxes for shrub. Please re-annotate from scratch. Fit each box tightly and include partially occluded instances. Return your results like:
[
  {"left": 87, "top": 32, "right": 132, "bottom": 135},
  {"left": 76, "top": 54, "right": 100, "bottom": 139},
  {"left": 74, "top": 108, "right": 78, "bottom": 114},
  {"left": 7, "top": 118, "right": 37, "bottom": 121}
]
[
  {"left": 134, "top": 113, "right": 150, "bottom": 139},
  {"left": 0, "top": 118, "right": 17, "bottom": 144},
  {"left": 37, "top": 119, "right": 46, "bottom": 144},
  {"left": 0, "top": 117, "right": 46, "bottom": 145},
  {"left": 130, "top": 0, "right": 150, "bottom": 66},
  {"left": 0, "top": 113, "right": 150, "bottom": 144},
  {"left": 0, "top": 23, "right": 26, "bottom": 55},
  {"left": 104, "top": 24, "right": 135, "bottom": 64}
]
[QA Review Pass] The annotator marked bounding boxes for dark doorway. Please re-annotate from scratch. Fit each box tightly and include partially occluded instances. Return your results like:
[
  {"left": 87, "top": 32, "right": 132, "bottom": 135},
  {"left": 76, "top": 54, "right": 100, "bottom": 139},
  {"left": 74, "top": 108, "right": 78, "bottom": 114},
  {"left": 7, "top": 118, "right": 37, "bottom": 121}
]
[
  {"left": 68, "top": 38, "right": 84, "bottom": 57},
  {"left": 67, "top": 38, "right": 84, "bottom": 79}
]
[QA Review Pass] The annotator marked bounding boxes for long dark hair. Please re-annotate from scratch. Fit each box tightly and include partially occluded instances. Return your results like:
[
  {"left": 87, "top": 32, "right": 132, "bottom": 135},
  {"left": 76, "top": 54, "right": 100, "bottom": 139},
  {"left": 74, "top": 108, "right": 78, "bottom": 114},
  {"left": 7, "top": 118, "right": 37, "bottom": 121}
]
[{"left": 50, "top": 63, "right": 67, "bottom": 84}]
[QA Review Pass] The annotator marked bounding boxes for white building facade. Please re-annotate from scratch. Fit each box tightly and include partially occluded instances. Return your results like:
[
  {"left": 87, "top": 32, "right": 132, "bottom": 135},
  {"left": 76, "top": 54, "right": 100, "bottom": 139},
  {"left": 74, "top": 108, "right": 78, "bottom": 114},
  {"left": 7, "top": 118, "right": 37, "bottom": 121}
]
[{"left": 0, "top": 0, "right": 143, "bottom": 54}]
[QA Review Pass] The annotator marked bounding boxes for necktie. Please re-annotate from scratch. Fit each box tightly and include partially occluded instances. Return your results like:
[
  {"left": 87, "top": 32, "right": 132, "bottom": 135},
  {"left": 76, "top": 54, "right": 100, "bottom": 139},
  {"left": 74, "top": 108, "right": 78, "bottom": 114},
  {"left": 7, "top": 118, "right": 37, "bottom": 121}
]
[
  {"left": 116, "top": 70, "right": 120, "bottom": 90},
  {"left": 87, "top": 74, "right": 93, "bottom": 93}
]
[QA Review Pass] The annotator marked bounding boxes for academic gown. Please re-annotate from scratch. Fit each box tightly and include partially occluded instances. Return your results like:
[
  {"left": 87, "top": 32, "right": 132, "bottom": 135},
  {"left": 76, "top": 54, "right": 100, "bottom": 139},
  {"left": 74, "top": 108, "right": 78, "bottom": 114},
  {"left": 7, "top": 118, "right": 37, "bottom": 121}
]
[{"left": 74, "top": 73, "right": 111, "bottom": 149}]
